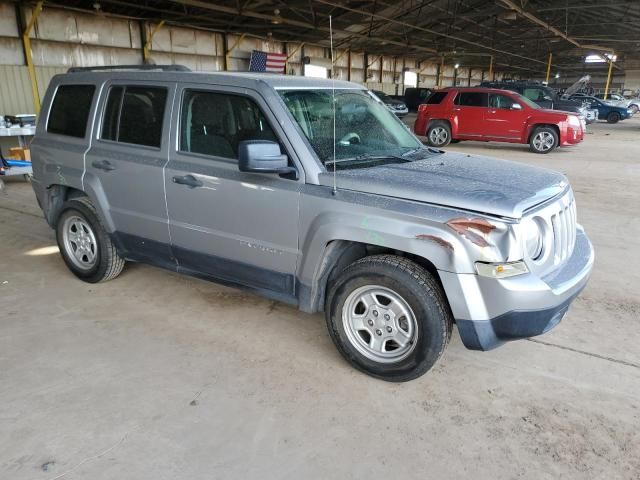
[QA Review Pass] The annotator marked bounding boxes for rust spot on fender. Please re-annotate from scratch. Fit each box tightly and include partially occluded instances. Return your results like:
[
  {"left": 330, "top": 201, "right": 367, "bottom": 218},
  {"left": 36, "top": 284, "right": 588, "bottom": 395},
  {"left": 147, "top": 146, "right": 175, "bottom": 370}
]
[
  {"left": 446, "top": 218, "right": 496, "bottom": 247},
  {"left": 415, "top": 234, "right": 454, "bottom": 250}
]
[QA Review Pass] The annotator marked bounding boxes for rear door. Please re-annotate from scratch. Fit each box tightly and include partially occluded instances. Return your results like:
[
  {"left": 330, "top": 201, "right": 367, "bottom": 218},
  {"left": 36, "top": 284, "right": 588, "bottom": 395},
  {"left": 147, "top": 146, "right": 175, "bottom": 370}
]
[
  {"left": 85, "top": 81, "right": 175, "bottom": 266},
  {"left": 484, "top": 92, "right": 526, "bottom": 139},
  {"left": 163, "top": 84, "right": 301, "bottom": 297},
  {"left": 453, "top": 91, "right": 488, "bottom": 137}
]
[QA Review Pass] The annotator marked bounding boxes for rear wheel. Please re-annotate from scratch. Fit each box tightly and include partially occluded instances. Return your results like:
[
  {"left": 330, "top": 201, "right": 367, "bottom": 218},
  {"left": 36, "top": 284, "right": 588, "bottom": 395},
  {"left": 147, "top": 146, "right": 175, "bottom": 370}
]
[
  {"left": 529, "top": 126, "right": 558, "bottom": 154},
  {"left": 325, "top": 255, "right": 452, "bottom": 382},
  {"left": 55, "top": 198, "right": 125, "bottom": 283},
  {"left": 607, "top": 111, "right": 620, "bottom": 123},
  {"left": 426, "top": 121, "right": 452, "bottom": 147}
]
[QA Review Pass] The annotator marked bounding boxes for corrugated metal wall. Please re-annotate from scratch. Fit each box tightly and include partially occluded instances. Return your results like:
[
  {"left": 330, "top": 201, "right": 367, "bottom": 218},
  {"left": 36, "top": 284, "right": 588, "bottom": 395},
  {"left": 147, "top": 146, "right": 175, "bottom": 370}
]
[{"left": 0, "top": 0, "right": 503, "bottom": 115}]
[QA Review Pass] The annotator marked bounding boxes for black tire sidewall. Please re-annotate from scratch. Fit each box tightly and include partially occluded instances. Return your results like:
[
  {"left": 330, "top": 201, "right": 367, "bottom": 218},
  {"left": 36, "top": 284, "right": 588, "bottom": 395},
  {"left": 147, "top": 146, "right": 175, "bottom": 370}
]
[
  {"left": 326, "top": 261, "right": 448, "bottom": 381},
  {"left": 55, "top": 200, "right": 113, "bottom": 283},
  {"left": 530, "top": 127, "right": 558, "bottom": 154},
  {"left": 607, "top": 112, "right": 620, "bottom": 123}
]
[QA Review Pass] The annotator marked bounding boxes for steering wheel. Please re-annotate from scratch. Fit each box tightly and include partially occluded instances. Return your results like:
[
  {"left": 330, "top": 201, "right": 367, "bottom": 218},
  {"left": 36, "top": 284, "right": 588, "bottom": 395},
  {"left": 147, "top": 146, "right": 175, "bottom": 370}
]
[{"left": 338, "top": 132, "right": 361, "bottom": 146}]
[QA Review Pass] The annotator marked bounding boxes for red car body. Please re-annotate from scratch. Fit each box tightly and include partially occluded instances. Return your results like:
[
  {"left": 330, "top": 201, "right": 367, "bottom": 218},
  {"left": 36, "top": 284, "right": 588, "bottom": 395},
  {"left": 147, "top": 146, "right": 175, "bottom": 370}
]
[{"left": 414, "top": 87, "right": 584, "bottom": 153}]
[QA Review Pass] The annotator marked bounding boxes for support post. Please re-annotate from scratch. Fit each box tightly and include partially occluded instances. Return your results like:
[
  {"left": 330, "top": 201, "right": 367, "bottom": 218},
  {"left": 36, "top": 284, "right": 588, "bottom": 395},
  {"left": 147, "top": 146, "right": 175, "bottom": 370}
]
[
  {"left": 488, "top": 55, "right": 493, "bottom": 81},
  {"left": 437, "top": 56, "right": 444, "bottom": 88},
  {"left": 604, "top": 56, "right": 614, "bottom": 100},
  {"left": 224, "top": 32, "right": 246, "bottom": 71},
  {"left": 143, "top": 20, "right": 165, "bottom": 64},
  {"left": 379, "top": 56, "right": 383, "bottom": 84},
  {"left": 20, "top": 1, "right": 43, "bottom": 114},
  {"left": 347, "top": 50, "right": 351, "bottom": 81},
  {"left": 545, "top": 52, "right": 552, "bottom": 84},
  {"left": 364, "top": 53, "right": 369, "bottom": 83},
  {"left": 468, "top": 67, "right": 472, "bottom": 86}
]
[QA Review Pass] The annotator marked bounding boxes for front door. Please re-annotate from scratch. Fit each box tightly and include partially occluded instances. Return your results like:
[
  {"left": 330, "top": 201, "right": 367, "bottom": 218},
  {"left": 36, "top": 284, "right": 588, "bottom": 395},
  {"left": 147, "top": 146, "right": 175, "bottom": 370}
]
[
  {"left": 453, "top": 91, "right": 488, "bottom": 137},
  {"left": 164, "top": 85, "right": 301, "bottom": 298},
  {"left": 85, "top": 81, "right": 175, "bottom": 266},
  {"left": 484, "top": 93, "right": 526, "bottom": 139}
]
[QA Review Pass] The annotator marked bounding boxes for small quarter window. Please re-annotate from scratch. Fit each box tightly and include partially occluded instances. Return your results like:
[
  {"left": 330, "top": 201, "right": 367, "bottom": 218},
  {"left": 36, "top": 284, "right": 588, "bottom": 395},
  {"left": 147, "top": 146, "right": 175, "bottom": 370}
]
[
  {"left": 426, "top": 91, "right": 447, "bottom": 104},
  {"left": 47, "top": 85, "right": 95, "bottom": 138}
]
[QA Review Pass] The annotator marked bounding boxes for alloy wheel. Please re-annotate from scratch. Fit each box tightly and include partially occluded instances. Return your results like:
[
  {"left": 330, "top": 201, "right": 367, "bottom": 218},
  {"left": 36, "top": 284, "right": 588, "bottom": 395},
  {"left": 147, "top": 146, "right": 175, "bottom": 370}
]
[
  {"left": 429, "top": 126, "right": 448, "bottom": 146},
  {"left": 532, "top": 131, "right": 555, "bottom": 152}
]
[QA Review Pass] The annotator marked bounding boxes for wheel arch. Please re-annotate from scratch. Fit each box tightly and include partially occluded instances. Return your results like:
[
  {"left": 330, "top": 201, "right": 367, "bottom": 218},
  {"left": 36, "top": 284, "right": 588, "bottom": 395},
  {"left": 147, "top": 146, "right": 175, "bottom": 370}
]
[
  {"left": 527, "top": 123, "right": 560, "bottom": 144},
  {"left": 298, "top": 238, "right": 449, "bottom": 314}
]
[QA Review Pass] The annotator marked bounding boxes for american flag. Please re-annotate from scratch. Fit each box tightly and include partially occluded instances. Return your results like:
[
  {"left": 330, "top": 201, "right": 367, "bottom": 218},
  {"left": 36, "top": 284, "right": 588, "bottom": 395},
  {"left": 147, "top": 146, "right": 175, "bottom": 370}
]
[{"left": 249, "top": 50, "right": 287, "bottom": 73}]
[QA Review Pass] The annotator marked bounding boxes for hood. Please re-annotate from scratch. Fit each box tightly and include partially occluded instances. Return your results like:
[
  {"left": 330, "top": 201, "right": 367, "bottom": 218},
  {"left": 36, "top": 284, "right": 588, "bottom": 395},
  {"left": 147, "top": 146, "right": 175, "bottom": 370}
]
[{"left": 319, "top": 152, "right": 568, "bottom": 219}]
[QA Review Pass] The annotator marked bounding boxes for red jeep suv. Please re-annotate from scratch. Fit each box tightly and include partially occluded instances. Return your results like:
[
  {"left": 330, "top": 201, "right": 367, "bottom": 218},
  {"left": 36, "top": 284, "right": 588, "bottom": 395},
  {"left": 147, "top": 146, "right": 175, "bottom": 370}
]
[{"left": 414, "top": 87, "right": 584, "bottom": 153}]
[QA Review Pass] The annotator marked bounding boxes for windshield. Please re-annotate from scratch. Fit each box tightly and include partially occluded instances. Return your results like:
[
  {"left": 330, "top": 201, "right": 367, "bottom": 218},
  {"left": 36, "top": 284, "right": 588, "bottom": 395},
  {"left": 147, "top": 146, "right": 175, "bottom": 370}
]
[
  {"left": 516, "top": 94, "right": 541, "bottom": 109},
  {"left": 278, "top": 89, "right": 423, "bottom": 169}
]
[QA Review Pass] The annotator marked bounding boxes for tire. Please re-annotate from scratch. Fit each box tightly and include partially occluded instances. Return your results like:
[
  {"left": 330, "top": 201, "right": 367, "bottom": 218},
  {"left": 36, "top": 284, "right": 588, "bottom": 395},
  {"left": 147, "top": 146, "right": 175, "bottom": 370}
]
[
  {"left": 55, "top": 197, "right": 125, "bottom": 283},
  {"left": 607, "top": 112, "right": 620, "bottom": 123},
  {"left": 529, "top": 126, "right": 559, "bottom": 154},
  {"left": 450, "top": 139, "right": 462, "bottom": 144},
  {"left": 426, "top": 121, "right": 452, "bottom": 147},
  {"left": 325, "top": 255, "right": 453, "bottom": 382},
  {"left": 629, "top": 104, "right": 638, "bottom": 114}
]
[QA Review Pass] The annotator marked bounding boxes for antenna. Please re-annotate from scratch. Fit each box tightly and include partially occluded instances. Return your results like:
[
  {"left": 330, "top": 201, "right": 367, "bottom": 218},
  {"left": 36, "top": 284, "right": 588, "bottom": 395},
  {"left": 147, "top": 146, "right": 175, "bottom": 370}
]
[{"left": 330, "top": 15, "right": 337, "bottom": 195}]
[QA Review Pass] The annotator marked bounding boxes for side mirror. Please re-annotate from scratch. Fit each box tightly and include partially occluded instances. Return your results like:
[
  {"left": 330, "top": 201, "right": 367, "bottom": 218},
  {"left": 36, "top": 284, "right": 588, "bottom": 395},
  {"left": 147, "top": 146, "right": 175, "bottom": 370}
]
[
  {"left": 510, "top": 103, "right": 523, "bottom": 110},
  {"left": 238, "top": 140, "right": 297, "bottom": 178}
]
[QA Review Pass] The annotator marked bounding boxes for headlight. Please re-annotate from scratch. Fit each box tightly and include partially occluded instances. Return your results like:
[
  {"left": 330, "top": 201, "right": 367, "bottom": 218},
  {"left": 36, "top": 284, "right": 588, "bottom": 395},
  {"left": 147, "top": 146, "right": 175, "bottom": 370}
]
[
  {"left": 522, "top": 217, "right": 544, "bottom": 260},
  {"left": 567, "top": 115, "right": 581, "bottom": 127}
]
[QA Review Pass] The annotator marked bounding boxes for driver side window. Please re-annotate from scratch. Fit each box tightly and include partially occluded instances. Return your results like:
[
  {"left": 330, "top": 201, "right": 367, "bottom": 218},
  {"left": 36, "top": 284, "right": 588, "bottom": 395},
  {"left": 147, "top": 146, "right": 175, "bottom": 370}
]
[
  {"left": 179, "top": 90, "right": 278, "bottom": 160},
  {"left": 489, "top": 94, "right": 515, "bottom": 109}
]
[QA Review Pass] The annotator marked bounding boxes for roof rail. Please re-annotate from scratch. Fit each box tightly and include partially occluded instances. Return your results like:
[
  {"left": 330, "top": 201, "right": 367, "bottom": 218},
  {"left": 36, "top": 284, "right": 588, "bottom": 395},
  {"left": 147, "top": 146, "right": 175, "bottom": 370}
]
[{"left": 67, "top": 64, "right": 191, "bottom": 73}]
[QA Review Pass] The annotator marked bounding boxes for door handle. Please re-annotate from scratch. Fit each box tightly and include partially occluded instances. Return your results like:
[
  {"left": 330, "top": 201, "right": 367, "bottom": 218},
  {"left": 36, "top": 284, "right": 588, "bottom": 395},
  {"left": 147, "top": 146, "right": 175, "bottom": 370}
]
[
  {"left": 92, "top": 160, "right": 115, "bottom": 171},
  {"left": 172, "top": 174, "right": 203, "bottom": 188}
]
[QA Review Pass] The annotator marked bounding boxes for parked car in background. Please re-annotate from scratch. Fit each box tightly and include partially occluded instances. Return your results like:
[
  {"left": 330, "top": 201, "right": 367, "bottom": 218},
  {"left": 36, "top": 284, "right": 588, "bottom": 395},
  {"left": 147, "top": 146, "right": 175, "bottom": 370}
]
[
  {"left": 569, "top": 94, "right": 633, "bottom": 123},
  {"left": 371, "top": 90, "right": 409, "bottom": 117},
  {"left": 29, "top": 66, "right": 594, "bottom": 381},
  {"left": 415, "top": 87, "right": 584, "bottom": 153},
  {"left": 480, "top": 80, "right": 597, "bottom": 124},
  {"left": 592, "top": 92, "right": 640, "bottom": 114},
  {"left": 403, "top": 87, "right": 434, "bottom": 111}
]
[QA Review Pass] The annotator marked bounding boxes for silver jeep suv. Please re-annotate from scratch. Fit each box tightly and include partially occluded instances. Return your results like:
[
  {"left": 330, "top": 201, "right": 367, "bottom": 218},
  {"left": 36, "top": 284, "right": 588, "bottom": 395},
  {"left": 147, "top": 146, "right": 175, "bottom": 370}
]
[{"left": 30, "top": 65, "right": 594, "bottom": 381}]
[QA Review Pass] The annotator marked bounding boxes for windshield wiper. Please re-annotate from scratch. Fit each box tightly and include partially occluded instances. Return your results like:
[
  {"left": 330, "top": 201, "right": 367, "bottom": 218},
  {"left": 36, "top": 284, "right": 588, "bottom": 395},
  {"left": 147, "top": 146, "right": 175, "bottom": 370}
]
[{"left": 325, "top": 153, "right": 411, "bottom": 167}]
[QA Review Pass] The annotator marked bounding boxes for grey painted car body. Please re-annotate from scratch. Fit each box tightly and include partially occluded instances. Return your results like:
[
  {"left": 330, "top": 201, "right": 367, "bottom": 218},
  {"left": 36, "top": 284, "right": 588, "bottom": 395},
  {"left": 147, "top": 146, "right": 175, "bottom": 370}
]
[{"left": 30, "top": 69, "right": 594, "bottom": 351}]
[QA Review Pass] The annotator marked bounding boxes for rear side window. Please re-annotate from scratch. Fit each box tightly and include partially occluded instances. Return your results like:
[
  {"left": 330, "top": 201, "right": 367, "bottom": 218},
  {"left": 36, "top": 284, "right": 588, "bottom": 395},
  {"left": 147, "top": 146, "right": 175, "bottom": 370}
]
[
  {"left": 47, "top": 85, "right": 95, "bottom": 138},
  {"left": 455, "top": 92, "right": 488, "bottom": 107},
  {"left": 426, "top": 91, "right": 447, "bottom": 104},
  {"left": 101, "top": 86, "right": 167, "bottom": 148}
]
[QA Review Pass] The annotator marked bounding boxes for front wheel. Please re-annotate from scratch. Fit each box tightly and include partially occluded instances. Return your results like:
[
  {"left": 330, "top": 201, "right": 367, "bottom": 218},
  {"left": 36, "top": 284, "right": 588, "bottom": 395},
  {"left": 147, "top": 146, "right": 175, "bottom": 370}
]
[
  {"left": 426, "top": 121, "right": 452, "bottom": 147},
  {"left": 56, "top": 198, "right": 125, "bottom": 283},
  {"left": 607, "top": 112, "right": 620, "bottom": 123},
  {"left": 325, "top": 255, "right": 452, "bottom": 382},
  {"left": 529, "top": 126, "right": 559, "bottom": 154},
  {"left": 629, "top": 104, "right": 638, "bottom": 114}
]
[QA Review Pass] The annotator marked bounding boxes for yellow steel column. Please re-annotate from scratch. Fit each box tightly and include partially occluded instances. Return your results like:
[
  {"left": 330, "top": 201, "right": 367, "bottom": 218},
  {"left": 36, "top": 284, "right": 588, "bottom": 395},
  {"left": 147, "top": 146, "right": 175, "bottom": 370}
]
[
  {"left": 604, "top": 55, "right": 614, "bottom": 100},
  {"left": 22, "top": 1, "right": 44, "bottom": 114},
  {"left": 225, "top": 33, "right": 246, "bottom": 71},
  {"left": 545, "top": 52, "right": 552, "bottom": 84},
  {"left": 143, "top": 20, "right": 165, "bottom": 63}
]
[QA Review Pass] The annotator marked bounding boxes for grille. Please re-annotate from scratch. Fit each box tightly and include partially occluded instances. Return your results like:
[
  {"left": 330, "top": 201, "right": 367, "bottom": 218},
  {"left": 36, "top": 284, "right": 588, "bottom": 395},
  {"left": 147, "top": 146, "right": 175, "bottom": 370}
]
[{"left": 550, "top": 198, "right": 577, "bottom": 264}]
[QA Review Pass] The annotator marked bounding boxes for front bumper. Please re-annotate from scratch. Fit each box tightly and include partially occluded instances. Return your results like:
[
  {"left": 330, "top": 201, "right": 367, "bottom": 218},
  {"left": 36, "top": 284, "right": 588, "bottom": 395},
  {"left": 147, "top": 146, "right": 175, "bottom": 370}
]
[
  {"left": 440, "top": 226, "right": 594, "bottom": 351},
  {"left": 393, "top": 107, "right": 409, "bottom": 117}
]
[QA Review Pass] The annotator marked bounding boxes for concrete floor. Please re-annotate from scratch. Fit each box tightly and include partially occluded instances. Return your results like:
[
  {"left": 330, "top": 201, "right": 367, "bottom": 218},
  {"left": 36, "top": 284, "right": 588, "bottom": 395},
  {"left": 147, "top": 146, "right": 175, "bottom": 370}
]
[{"left": 1, "top": 116, "right": 639, "bottom": 479}]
